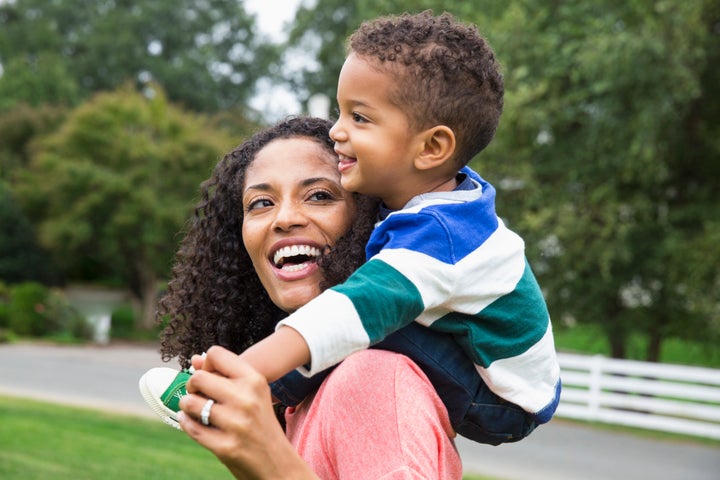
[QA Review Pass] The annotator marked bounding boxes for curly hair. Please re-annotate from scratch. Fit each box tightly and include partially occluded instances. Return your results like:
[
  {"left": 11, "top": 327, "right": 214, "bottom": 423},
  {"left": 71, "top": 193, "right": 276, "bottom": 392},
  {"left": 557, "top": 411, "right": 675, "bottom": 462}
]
[
  {"left": 158, "top": 116, "right": 380, "bottom": 369},
  {"left": 348, "top": 11, "right": 504, "bottom": 166}
]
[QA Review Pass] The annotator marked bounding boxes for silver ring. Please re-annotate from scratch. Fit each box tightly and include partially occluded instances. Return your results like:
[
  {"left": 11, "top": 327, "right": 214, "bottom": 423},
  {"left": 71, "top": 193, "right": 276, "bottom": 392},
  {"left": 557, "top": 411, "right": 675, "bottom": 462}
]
[{"left": 200, "top": 399, "right": 214, "bottom": 426}]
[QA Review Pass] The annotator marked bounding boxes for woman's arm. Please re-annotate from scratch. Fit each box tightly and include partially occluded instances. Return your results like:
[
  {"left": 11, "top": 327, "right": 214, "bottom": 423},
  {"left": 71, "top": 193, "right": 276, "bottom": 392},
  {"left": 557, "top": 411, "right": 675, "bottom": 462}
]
[{"left": 179, "top": 346, "right": 320, "bottom": 480}]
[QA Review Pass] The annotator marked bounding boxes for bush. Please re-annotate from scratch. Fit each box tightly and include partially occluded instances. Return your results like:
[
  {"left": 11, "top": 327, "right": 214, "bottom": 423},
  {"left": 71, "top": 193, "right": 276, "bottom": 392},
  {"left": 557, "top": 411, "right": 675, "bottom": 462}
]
[
  {"left": 8, "top": 282, "right": 50, "bottom": 336},
  {"left": 110, "top": 306, "right": 136, "bottom": 339},
  {"left": 6, "top": 282, "right": 89, "bottom": 340},
  {"left": 0, "top": 280, "right": 9, "bottom": 329}
]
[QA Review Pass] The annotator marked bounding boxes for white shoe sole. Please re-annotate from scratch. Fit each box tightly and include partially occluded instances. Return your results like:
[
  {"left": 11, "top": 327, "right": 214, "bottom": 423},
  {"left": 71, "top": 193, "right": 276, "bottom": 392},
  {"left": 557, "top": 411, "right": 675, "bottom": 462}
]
[{"left": 138, "top": 367, "right": 183, "bottom": 430}]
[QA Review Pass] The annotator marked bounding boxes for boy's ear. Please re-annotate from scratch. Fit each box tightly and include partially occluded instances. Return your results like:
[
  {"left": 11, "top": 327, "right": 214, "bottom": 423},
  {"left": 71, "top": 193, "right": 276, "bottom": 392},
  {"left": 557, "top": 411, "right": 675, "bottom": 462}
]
[{"left": 415, "top": 125, "right": 456, "bottom": 171}]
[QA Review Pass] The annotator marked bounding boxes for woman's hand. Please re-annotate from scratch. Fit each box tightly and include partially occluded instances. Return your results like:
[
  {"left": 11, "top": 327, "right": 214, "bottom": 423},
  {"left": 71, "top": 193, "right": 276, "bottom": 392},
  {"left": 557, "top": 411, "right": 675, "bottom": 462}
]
[{"left": 178, "top": 346, "right": 319, "bottom": 480}]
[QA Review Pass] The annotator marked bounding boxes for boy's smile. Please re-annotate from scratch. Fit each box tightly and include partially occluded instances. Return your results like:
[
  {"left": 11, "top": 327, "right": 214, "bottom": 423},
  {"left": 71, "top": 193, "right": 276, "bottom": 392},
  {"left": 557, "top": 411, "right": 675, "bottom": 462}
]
[{"left": 336, "top": 153, "right": 357, "bottom": 175}]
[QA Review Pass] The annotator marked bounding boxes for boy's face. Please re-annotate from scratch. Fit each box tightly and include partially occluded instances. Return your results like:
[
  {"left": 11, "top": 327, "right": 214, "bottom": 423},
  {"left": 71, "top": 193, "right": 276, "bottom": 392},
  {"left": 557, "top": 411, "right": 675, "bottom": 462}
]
[{"left": 330, "top": 53, "right": 427, "bottom": 210}]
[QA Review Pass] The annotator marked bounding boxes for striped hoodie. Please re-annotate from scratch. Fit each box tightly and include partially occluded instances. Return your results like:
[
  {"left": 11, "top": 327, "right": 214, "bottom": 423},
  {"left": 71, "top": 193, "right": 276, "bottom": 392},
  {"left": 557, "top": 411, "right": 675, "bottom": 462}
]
[{"left": 277, "top": 166, "right": 561, "bottom": 423}]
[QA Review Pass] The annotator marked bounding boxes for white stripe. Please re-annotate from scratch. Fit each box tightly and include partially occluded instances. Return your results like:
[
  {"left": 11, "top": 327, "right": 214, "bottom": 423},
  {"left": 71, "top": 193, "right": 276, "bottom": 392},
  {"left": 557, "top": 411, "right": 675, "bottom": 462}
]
[
  {"left": 372, "top": 223, "right": 527, "bottom": 325},
  {"left": 382, "top": 198, "right": 462, "bottom": 222},
  {"left": 276, "top": 290, "right": 370, "bottom": 376},
  {"left": 478, "top": 323, "right": 561, "bottom": 412}
]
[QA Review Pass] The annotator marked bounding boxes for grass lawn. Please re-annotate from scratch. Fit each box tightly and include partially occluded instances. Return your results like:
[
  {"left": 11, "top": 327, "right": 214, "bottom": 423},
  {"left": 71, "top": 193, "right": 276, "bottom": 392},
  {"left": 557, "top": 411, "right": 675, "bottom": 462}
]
[
  {"left": 0, "top": 395, "right": 496, "bottom": 480},
  {"left": 553, "top": 324, "right": 720, "bottom": 368},
  {"left": 0, "top": 396, "right": 233, "bottom": 480}
]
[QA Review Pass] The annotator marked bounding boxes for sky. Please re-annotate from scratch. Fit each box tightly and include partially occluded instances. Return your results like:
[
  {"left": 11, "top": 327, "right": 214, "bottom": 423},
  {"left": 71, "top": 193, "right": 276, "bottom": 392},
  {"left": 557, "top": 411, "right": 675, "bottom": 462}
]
[
  {"left": 244, "top": 0, "right": 308, "bottom": 120},
  {"left": 244, "top": 0, "right": 303, "bottom": 42}
]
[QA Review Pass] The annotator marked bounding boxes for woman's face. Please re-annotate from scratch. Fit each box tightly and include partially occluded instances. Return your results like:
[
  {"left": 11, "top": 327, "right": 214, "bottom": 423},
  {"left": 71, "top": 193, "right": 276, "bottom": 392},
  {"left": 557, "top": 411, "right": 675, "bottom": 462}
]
[{"left": 242, "top": 137, "right": 356, "bottom": 313}]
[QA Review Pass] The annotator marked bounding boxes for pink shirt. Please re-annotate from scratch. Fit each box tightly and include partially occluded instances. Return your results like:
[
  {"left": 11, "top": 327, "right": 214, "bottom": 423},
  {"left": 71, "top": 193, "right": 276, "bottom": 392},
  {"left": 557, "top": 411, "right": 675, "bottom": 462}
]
[{"left": 285, "top": 349, "right": 463, "bottom": 479}]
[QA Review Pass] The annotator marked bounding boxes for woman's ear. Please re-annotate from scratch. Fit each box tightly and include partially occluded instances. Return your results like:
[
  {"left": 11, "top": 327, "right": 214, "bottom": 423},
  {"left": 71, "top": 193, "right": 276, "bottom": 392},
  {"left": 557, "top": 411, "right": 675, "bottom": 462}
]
[{"left": 415, "top": 125, "right": 456, "bottom": 171}]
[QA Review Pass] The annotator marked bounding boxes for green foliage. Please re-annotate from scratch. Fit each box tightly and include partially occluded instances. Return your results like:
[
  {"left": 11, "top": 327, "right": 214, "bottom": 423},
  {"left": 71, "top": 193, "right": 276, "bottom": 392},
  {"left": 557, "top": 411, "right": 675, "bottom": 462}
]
[
  {"left": 0, "top": 182, "right": 56, "bottom": 284},
  {"left": 0, "top": 0, "right": 279, "bottom": 113},
  {"left": 0, "top": 103, "right": 67, "bottom": 179},
  {"left": 6, "top": 282, "right": 87, "bottom": 339},
  {"left": 0, "top": 53, "right": 81, "bottom": 111},
  {"left": 14, "top": 83, "right": 236, "bottom": 327},
  {"left": 110, "top": 306, "right": 136, "bottom": 340},
  {"left": 0, "top": 281, "right": 9, "bottom": 329},
  {"left": 7, "top": 282, "right": 49, "bottom": 336},
  {"left": 554, "top": 323, "right": 720, "bottom": 368}
]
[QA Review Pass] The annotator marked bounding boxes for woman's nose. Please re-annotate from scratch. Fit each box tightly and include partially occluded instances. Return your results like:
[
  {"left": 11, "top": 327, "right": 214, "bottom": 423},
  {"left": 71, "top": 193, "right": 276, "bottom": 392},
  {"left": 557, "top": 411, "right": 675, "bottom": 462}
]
[{"left": 272, "top": 200, "right": 308, "bottom": 231}]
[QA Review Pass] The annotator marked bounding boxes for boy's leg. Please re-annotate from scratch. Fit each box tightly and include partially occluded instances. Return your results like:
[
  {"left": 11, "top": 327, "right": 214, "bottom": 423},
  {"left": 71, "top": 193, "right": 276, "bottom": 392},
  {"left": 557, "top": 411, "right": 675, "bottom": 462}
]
[
  {"left": 376, "top": 322, "right": 537, "bottom": 445},
  {"left": 270, "top": 366, "right": 331, "bottom": 406}
]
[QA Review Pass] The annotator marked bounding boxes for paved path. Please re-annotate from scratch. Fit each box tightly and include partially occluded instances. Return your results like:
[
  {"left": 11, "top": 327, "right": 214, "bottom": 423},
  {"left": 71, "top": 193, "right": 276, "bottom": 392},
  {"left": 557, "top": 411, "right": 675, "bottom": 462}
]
[{"left": 1, "top": 342, "right": 718, "bottom": 479}]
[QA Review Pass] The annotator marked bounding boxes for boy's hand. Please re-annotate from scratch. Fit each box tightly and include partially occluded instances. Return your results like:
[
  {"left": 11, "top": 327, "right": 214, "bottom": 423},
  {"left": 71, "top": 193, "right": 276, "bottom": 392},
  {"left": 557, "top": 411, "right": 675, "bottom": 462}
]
[{"left": 190, "top": 352, "right": 207, "bottom": 372}]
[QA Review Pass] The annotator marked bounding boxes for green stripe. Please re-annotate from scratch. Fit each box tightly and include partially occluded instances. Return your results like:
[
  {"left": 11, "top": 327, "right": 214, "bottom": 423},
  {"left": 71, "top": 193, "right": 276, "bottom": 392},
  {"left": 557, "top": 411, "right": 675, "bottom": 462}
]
[
  {"left": 331, "top": 259, "right": 424, "bottom": 343},
  {"left": 433, "top": 261, "right": 549, "bottom": 366}
]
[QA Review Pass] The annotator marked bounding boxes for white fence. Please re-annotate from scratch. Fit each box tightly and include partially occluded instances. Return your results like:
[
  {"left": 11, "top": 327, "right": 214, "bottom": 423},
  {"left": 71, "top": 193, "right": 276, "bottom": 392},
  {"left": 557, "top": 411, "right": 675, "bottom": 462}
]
[{"left": 556, "top": 353, "right": 720, "bottom": 440}]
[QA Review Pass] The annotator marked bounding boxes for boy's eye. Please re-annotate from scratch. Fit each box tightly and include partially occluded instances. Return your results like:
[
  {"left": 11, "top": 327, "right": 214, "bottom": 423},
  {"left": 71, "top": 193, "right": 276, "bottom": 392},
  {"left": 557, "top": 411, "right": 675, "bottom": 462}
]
[{"left": 352, "top": 112, "right": 367, "bottom": 123}]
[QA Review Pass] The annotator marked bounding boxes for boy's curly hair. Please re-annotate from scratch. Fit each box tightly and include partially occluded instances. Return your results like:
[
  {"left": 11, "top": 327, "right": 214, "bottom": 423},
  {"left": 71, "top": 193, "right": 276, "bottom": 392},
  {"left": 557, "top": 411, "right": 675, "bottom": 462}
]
[
  {"left": 158, "top": 116, "right": 380, "bottom": 368},
  {"left": 348, "top": 10, "right": 504, "bottom": 165}
]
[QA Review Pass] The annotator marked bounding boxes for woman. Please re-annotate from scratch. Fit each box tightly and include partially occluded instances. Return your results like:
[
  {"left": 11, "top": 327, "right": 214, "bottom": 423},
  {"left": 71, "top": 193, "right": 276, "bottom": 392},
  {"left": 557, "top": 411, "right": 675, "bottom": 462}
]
[{"left": 157, "top": 117, "right": 463, "bottom": 479}]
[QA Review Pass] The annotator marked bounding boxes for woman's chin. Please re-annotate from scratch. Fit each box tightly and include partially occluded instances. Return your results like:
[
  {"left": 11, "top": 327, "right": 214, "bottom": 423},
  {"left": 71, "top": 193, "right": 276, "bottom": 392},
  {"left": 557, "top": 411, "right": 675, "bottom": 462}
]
[
  {"left": 267, "top": 265, "right": 324, "bottom": 312},
  {"left": 274, "top": 288, "right": 322, "bottom": 313}
]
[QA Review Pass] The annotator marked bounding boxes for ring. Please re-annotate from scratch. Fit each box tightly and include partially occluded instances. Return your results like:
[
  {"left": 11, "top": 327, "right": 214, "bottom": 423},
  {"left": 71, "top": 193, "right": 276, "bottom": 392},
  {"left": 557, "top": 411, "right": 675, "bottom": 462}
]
[{"left": 200, "top": 399, "right": 215, "bottom": 426}]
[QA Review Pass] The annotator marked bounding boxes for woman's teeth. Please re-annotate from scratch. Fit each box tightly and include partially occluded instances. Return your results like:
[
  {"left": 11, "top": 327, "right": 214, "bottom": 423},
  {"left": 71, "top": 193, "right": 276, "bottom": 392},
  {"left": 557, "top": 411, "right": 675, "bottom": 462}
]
[{"left": 273, "top": 245, "right": 321, "bottom": 268}]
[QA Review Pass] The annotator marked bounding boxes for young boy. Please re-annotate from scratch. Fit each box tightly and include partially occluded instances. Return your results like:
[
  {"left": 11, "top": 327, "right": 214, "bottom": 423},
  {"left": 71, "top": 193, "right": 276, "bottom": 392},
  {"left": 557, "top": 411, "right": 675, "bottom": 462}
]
[{"left": 141, "top": 11, "right": 561, "bottom": 444}]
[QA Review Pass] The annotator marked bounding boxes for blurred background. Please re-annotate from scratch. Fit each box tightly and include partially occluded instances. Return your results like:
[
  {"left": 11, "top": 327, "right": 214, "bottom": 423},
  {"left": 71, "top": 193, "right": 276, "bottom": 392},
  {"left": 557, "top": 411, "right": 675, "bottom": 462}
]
[{"left": 0, "top": 0, "right": 718, "bottom": 370}]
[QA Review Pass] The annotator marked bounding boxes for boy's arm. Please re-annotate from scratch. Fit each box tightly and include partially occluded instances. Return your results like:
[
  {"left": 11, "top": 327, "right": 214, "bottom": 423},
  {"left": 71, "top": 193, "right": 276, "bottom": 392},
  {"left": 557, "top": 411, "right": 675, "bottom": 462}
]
[{"left": 238, "top": 326, "right": 310, "bottom": 383}]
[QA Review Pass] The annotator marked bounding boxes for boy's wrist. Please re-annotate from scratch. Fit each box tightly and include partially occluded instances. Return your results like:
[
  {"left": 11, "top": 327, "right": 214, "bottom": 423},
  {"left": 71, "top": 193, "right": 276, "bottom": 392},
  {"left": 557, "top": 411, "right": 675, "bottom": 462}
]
[{"left": 240, "top": 326, "right": 311, "bottom": 383}]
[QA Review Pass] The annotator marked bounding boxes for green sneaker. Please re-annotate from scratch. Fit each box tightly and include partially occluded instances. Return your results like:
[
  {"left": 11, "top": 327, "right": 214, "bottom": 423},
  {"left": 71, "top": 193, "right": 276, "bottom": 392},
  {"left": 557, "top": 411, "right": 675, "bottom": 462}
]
[{"left": 138, "top": 367, "right": 192, "bottom": 429}]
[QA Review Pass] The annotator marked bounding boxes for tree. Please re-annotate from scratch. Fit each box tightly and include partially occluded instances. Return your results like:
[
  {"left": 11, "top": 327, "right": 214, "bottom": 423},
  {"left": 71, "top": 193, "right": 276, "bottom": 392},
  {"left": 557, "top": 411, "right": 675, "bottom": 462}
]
[
  {"left": 0, "top": 0, "right": 279, "bottom": 113},
  {"left": 0, "top": 182, "right": 56, "bottom": 284},
  {"left": 482, "top": 0, "right": 720, "bottom": 361},
  {"left": 0, "top": 103, "right": 67, "bottom": 180},
  {"left": 0, "top": 53, "right": 80, "bottom": 111},
  {"left": 14, "top": 84, "right": 237, "bottom": 328},
  {"left": 286, "top": 0, "right": 720, "bottom": 360}
]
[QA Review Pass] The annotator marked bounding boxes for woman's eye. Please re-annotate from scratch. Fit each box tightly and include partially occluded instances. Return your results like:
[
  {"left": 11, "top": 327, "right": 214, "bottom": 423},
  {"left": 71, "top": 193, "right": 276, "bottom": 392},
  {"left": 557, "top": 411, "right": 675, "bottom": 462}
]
[
  {"left": 308, "top": 190, "right": 335, "bottom": 202},
  {"left": 246, "top": 198, "right": 273, "bottom": 211}
]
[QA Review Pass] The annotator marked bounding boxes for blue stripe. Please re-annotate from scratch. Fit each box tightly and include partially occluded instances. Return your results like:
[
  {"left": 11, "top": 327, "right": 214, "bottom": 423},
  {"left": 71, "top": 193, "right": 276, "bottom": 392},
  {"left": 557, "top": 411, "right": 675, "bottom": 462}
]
[
  {"left": 532, "top": 379, "right": 562, "bottom": 424},
  {"left": 366, "top": 168, "right": 500, "bottom": 264}
]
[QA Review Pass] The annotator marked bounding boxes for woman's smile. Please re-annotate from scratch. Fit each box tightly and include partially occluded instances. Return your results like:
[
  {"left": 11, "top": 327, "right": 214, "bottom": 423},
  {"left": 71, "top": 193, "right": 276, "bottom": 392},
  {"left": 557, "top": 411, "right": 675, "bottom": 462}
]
[{"left": 270, "top": 239, "right": 322, "bottom": 280}]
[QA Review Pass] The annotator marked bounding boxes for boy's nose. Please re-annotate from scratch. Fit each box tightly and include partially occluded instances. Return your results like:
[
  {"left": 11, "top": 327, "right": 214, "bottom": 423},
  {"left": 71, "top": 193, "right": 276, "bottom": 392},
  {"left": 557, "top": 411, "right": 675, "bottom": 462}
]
[{"left": 329, "top": 119, "right": 346, "bottom": 142}]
